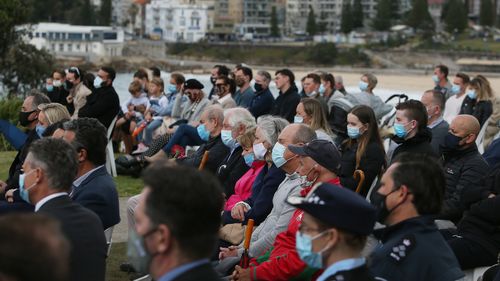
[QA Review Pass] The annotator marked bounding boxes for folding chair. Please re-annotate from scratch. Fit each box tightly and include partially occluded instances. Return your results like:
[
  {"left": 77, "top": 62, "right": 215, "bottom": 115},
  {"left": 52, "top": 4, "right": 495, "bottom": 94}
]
[
  {"left": 104, "top": 226, "right": 114, "bottom": 257},
  {"left": 476, "top": 117, "right": 492, "bottom": 154},
  {"left": 105, "top": 116, "right": 118, "bottom": 177}
]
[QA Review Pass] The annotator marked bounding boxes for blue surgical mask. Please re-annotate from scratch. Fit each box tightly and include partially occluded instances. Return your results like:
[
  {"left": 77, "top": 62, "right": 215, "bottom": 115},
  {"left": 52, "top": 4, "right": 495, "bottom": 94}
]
[
  {"left": 19, "top": 170, "right": 36, "bottom": 204},
  {"left": 294, "top": 116, "right": 303, "bottom": 124},
  {"left": 347, "top": 126, "right": 361, "bottom": 139},
  {"left": 359, "top": 81, "right": 369, "bottom": 91},
  {"left": 46, "top": 84, "right": 54, "bottom": 92},
  {"left": 197, "top": 124, "right": 210, "bottom": 141},
  {"left": 295, "top": 231, "right": 328, "bottom": 269},
  {"left": 393, "top": 122, "right": 410, "bottom": 139},
  {"left": 271, "top": 142, "right": 289, "bottom": 168},
  {"left": 243, "top": 153, "right": 255, "bottom": 167},
  {"left": 432, "top": 75, "right": 439, "bottom": 84},
  {"left": 467, "top": 90, "right": 477, "bottom": 99},
  {"left": 221, "top": 129, "right": 236, "bottom": 148},
  {"left": 36, "top": 124, "right": 46, "bottom": 138},
  {"left": 319, "top": 84, "right": 326, "bottom": 95},
  {"left": 451, "top": 84, "right": 461, "bottom": 95},
  {"left": 94, "top": 76, "right": 104, "bottom": 89},
  {"left": 167, "top": 84, "right": 177, "bottom": 94}
]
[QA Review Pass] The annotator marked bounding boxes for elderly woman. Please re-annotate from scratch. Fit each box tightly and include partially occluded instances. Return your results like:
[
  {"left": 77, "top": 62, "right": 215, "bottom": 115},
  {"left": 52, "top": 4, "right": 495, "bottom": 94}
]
[
  {"left": 223, "top": 115, "right": 289, "bottom": 226},
  {"left": 36, "top": 103, "right": 71, "bottom": 137}
]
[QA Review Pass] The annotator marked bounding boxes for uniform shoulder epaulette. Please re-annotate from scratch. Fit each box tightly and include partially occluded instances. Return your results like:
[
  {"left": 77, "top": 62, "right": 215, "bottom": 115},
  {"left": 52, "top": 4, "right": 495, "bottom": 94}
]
[{"left": 388, "top": 234, "right": 416, "bottom": 263}]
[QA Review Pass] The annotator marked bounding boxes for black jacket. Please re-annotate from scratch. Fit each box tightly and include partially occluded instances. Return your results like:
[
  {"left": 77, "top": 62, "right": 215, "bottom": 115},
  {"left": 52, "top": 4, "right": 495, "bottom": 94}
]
[
  {"left": 270, "top": 86, "right": 301, "bottom": 123},
  {"left": 45, "top": 86, "right": 69, "bottom": 106},
  {"left": 460, "top": 97, "right": 493, "bottom": 127},
  {"left": 339, "top": 140, "right": 385, "bottom": 196},
  {"left": 324, "top": 264, "right": 376, "bottom": 281},
  {"left": 177, "top": 134, "right": 229, "bottom": 174},
  {"left": 38, "top": 195, "right": 106, "bottom": 281},
  {"left": 171, "top": 262, "right": 222, "bottom": 281},
  {"left": 440, "top": 144, "right": 489, "bottom": 223},
  {"left": 6, "top": 129, "right": 39, "bottom": 192},
  {"left": 390, "top": 128, "right": 437, "bottom": 163},
  {"left": 78, "top": 85, "right": 120, "bottom": 129},
  {"left": 216, "top": 146, "right": 249, "bottom": 198},
  {"left": 249, "top": 88, "right": 274, "bottom": 119}
]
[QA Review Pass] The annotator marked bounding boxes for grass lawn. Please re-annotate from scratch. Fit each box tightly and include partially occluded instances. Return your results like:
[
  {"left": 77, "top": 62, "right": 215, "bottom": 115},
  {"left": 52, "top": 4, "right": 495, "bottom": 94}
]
[
  {"left": 106, "top": 242, "right": 135, "bottom": 281},
  {"left": 454, "top": 38, "right": 500, "bottom": 53}
]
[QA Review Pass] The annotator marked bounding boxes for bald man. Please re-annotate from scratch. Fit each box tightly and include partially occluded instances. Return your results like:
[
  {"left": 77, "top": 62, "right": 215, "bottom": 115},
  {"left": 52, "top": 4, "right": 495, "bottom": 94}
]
[{"left": 439, "top": 114, "right": 489, "bottom": 224}]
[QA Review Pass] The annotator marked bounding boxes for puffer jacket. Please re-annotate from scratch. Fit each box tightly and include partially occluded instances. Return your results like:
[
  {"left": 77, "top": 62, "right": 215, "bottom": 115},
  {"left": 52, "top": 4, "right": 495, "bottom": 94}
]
[
  {"left": 440, "top": 144, "right": 489, "bottom": 223},
  {"left": 460, "top": 96, "right": 493, "bottom": 128},
  {"left": 390, "top": 127, "right": 437, "bottom": 163}
]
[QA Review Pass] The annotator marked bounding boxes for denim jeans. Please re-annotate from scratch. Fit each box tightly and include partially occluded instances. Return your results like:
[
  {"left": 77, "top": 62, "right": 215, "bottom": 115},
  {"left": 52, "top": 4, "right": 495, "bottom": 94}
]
[
  {"left": 162, "top": 124, "right": 204, "bottom": 154},
  {"left": 143, "top": 119, "right": 163, "bottom": 145}
]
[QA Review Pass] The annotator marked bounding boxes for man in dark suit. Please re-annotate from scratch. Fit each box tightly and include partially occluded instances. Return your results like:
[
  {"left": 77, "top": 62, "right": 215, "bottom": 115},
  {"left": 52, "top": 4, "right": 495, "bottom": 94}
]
[
  {"left": 128, "top": 162, "right": 223, "bottom": 281},
  {"left": 22, "top": 138, "right": 106, "bottom": 281},
  {"left": 78, "top": 66, "right": 120, "bottom": 129},
  {"left": 62, "top": 117, "right": 120, "bottom": 230}
]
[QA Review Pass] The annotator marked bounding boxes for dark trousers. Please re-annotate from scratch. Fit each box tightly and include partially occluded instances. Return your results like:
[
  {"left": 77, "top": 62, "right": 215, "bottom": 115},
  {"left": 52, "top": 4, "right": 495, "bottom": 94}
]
[{"left": 442, "top": 229, "right": 498, "bottom": 270}]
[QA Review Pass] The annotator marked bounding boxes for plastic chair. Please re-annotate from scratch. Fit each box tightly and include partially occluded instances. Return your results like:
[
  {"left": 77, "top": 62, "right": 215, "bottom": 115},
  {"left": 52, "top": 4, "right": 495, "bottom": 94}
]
[
  {"left": 477, "top": 117, "right": 492, "bottom": 154},
  {"left": 104, "top": 226, "right": 114, "bottom": 257},
  {"left": 105, "top": 116, "right": 118, "bottom": 177},
  {"left": 366, "top": 176, "right": 379, "bottom": 202}
]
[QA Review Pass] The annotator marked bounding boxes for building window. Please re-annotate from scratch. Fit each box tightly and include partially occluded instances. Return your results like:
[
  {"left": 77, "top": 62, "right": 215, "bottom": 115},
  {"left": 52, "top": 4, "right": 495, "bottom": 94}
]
[
  {"left": 76, "top": 44, "right": 81, "bottom": 50},
  {"left": 68, "top": 44, "right": 72, "bottom": 52},
  {"left": 51, "top": 43, "right": 55, "bottom": 51},
  {"left": 59, "top": 43, "right": 64, "bottom": 52},
  {"left": 68, "top": 33, "right": 83, "bottom": 40},
  {"left": 180, "top": 17, "right": 186, "bottom": 26}
]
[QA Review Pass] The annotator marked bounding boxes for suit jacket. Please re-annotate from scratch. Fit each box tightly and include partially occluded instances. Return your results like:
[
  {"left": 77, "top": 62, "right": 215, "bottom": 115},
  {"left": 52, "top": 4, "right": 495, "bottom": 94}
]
[
  {"left": 216, "top": 146, "right": 249, "bottom": 197},
  {"left": 38, "top": 195, "right": 106, "bottom": 281},
  {"left": 71, "top": 166, "right": 120, "bottom": 230},
  {"left": 78, "top": 85, "right": 120, "bottom": 128},
  {"left": 171, "top": 263, "right": 222, "bottom": 281}
]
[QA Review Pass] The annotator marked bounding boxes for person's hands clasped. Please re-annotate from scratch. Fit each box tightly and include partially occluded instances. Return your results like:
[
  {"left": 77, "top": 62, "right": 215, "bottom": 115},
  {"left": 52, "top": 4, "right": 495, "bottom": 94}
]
[
  {"left": 231, "top": 204, "right": 248, "bottom": 221},
  {"left": 231, "top": 265, "right": 251, "bottom": 281},
  {"left": 219, "top": 245, "right": 240, "bottom": 260},
  {"left": 5, "top": 188, "right": 16, "bottom": 203}
]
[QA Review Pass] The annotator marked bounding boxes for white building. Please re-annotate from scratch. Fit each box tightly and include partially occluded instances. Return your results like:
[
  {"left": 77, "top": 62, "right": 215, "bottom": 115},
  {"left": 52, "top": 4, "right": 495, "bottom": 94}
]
[
  {"left": 26, "top": 23, "right": 125, "bottom": 62},
  {"left": 145, "top": 0, "right": 209, "bottom": 42}
]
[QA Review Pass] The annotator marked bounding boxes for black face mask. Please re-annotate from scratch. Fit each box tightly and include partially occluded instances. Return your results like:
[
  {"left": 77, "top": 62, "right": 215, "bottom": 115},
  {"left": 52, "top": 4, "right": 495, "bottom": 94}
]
[
  {"left": 210, "top": 77, "right": 217, "bottom": 85},
  {"left": 18, "top": 110, "right": 36, "bottom": 127},
  {"left": 442, "top": 132, "right": 463, "bottom": 151},
  {"left": 371, "top": 188, "right": 401, "bottom": 224},
  {"left": 64, "top": 80, "right": 73, "bottom": 90},
  {"left": 254, "top": 83, "right": 264, "bottom": 93}
]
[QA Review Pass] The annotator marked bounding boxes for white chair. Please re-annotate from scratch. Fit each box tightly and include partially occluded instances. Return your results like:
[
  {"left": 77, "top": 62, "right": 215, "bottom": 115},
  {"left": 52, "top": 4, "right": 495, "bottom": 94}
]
[
  {"left": 133, "top": 275, "right": 151, "bottom": 281},
  {"left": 476, "top": 117, "right": 492, "bottom": 154},
  {"left": 105, "top": 116, "right": 118, "bottom": 177},
  {"left": 365, "top": 176, "right": 378, "bottom": 203},
  {"left": 104, "top": 226, "right": 114, "bottom": 257}
]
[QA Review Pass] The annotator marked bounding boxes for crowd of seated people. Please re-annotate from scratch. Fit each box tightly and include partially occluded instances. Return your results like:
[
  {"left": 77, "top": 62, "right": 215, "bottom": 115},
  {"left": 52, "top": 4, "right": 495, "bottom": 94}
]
[{"left": 1, "top": 63, "right": 500, "bottom": 281}]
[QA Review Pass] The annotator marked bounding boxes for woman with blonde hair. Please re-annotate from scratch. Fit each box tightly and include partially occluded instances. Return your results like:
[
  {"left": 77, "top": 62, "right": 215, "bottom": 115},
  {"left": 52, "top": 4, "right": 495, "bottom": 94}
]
[
  {"left": 36, "top": 103, "right": 70, "bottom": 137},
  {"left": 295, "top": 98, "right": 334, "bottom": 142},
  {"left": 461, "top": 76, "right": 494, "bottom": 127}
]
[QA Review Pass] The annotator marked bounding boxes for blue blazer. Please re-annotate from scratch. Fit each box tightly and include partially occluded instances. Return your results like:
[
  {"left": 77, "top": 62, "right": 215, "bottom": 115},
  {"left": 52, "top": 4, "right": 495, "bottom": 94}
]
[{"left": 71, "top": 166, "right": 120, "bottom": 230}]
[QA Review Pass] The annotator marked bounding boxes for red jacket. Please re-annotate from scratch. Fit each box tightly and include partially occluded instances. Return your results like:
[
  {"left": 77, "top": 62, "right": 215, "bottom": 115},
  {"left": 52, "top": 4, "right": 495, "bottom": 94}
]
[{"left": 249, "top": 178, "right": 342, "bottom": 281}]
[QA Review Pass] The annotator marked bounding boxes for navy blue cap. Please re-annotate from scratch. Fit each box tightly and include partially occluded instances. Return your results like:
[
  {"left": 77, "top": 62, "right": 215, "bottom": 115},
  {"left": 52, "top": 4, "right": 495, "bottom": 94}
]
[
  {"left": 184, "top": 79, "right": 204, "bottom": 90},
  {"left": 287, "top": 182, "right": 376, "bottom": 235},
  {"left": 288, "top": 139, "right": 341, "bottom": 174}
]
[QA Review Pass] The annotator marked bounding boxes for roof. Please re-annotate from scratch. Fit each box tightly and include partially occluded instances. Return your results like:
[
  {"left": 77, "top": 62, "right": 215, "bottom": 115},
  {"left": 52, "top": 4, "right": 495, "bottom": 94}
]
[{"left": 31, "top": 23, "right": 117, "bottom": 33}]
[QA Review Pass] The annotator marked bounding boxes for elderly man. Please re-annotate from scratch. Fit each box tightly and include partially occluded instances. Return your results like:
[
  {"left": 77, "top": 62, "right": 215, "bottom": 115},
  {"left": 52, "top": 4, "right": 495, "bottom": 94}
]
[
  {"left": 439, "top": 115, "right": 489, "bottom": 224},
  {"left": 249, "top": 70, "right": 274, "bottom": 118},
  {"left": 217, "top": 108, "right": 256, "bottom": 197},
  {"left": 421, "top": 89, "right": 449, "bottom": 153},
  {"left": 218, "top": 124, "right": 317, "bottom": 273},
  {"left": 21, "top": 138, "right": 106, "bottom": 281},
  {"left": 62, "top": 118, "right": 120, "bottom": 230},
  {"left": 127, "top": 163, "right": 223, "bottom": 280},
  {"left": 231, "top": 139, "right": 343, "bottom": 281},
  {"left": 369, "top": 154, "right": 464, "bottom": 281}
]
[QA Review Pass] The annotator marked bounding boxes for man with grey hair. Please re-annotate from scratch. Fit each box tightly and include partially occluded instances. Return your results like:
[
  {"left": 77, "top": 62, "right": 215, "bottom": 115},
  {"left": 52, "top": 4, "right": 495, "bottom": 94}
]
[
  {"left": 218, "top": 124, "right": 317, "bottom": 272},
  {"left": 249, "top": 70, "right": 274, "bottom": 118},
  {"left": 421, "top": 89, "right": 449, "bottom": 153},
  {"left": 22, "top": 138, "right": 106, "bottom": 281},
  {"left": 0, "top": 90, "right": 50, "bottom": 206},
  {"left": 218, "top": 107, "right": 257, "bottom": 197}
]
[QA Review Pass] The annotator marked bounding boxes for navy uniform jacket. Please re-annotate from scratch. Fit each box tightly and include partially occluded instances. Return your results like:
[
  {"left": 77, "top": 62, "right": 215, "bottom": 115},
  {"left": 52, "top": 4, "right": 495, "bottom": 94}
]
[
  {"left": 71, "top": 166, "right": 121, "bottom": 230},
  {"left": 369, "top": 216, "right": 464, "bottom": 281}
]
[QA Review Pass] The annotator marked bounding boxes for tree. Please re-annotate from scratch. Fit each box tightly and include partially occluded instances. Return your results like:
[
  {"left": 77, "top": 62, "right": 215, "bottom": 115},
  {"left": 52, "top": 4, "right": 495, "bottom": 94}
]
[
  {"left": 352, "top": 0, "right": 364, "bottom": 28},
  {"left": 100, "top": 0, "right": 112, "bottom": 25},
  {"left": 270, "top": 6, "right": 280, "bottom": 37},
  {"left": 407, "top": 0, "right": 435, "bottom": 32},
  {"left": 79, "top": 0, "right": 96, "bottom": 25},
  {"left": 306, "top": 5, "right": 317, "bottom": 36},
  {"left": 128, "top": 4, "right": 139, "bottom": 31},
  {"left": 444, "top": 0, "right": 468, "bottom": 33},
  {"left": 480, "top": 0, "right": 494, "bottom": 26},
  {"left": 391, "top": 0, "right": 400, "bottom": 20},
  {"left": 372, "top": 0, "right": 392, "bottom": 31},
  {"left": 340, "top": 1, "right": 353, "bottom": 34},
  {"left": 318, "top": 12, "right": 328, "bottom": 34}
]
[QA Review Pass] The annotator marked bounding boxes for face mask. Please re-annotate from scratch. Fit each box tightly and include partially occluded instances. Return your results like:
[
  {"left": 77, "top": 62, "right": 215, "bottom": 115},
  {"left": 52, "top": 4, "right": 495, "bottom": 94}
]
[
  {"left": 359, "top": 81, "right": 369, "bottom": 91},
  {"left": 46, "top": 84, "right": 54, "bottom": 92},
  {"left": 166, "top": 84, "right": 177, "bottom": 94},
  {"left": 210, "top": 76, "right": 217, "bottom": 85},
  {"left": 347, "top": 126, "right": 361, "bottom": 139},
  {"left": 393, "top": 122, "right": 411, "bottom": 139},
  {"left": 19, "top": 170, "right": 37, "bottom": 204},
  {"left": 272, "top": 142, "right": 289, "bottom": 168},
  {"left": 64, "top": 80, "right": 73, "bottom": 91},
  {"left": 294, "top": 116, "right": 303, "bottom": 124},
  {"left": 371, "top": 188, "right": 405, "bottom": 224},
  {"left": 300, "top": 164, "right": 318, "bottom": 187},
  {"left": 244, "top": 153, "right": 255, "bottom": 167},
  {"left": 53, "top": 80, "right": 62, "bottom": 87},
  {"left": 467, "top": 90, "right": 477, "bottom": 99},
  {"left": 432, "top": 75, "right": 439, "bottom": 84},
  {"left": 443, "top": 132, "right": 463, "bottom": 151},
  {"left": 319, "top": 84, "right": 326, "bottom": 95},
  {"left": 253, "top": 142, "right": 267, "bottom": 160},
  {"left": 295, "top": 231, "right": 329, "bottom": 269},
  {"left": 451, "top": 84, "right": 461, "bottom": 95},
  {"left": 36, "top": 124, "right": 46, "bottom": 138},
  {"left": 94, "top": 76, "right": 104, "bottom": 89},
  {"left": 18, "top": 110, "right": 36, "bottom": 127},
  {"left": 221, "top": 129, "right": 237, "bottom": 148},
  {"left": 305, "top": 91, "right": 317, "bottom": 97},
  {"left": 127, "top": 227, "right": 157, "bottom": 274},
  {"left": 197, "top": 124, "right": 210, "bottom": 141},
  {"left": 254, "top": 83, "right": 263, "bottom": 92}
]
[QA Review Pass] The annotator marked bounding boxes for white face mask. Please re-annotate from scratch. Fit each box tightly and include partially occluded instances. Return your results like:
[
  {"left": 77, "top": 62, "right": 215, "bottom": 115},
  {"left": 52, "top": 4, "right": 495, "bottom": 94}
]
[{"left": 253, "top": 142, "right": 268, "bottom": 160}]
